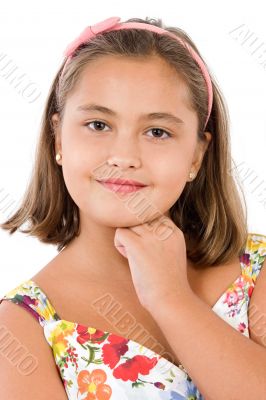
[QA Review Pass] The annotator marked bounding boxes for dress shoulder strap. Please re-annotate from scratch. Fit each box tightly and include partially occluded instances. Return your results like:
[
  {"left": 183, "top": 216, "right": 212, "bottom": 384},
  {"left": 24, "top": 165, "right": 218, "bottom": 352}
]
[
  {"left": 240, "top": 233, "right": 266, "bottom": 284},
  {"left": 0, "top": 279, "right": 61, "bottom": 328}
]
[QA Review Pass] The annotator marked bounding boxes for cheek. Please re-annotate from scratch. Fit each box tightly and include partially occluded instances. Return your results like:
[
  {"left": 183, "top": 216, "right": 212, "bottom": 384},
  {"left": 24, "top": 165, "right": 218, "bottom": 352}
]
[
  {"left": 152, "top": 157, "right": 190, "bottom": 208},
  {"left": 61, "top": 157, "right": 85, "bottom": 208},
  {"left": 153, "top": 155, "right": 189, "bottom": 188},
  {"left": 60, "top": 140, "right": 110, "bottom": 214},
  {"left": 60, "top": 144, "right": 95, "bottom": 210},
  {"left": 61, "top": 127, "right": 99, "bottom": 176},
  {"left": 62, "top": 127, "right": 107, "bottom": 175}
]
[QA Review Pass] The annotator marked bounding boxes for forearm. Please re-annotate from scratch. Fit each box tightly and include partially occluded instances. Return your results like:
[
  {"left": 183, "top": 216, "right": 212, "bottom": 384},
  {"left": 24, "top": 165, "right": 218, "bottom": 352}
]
[{"left": 151, "top": 290, "right": 266, "bottom": 400}]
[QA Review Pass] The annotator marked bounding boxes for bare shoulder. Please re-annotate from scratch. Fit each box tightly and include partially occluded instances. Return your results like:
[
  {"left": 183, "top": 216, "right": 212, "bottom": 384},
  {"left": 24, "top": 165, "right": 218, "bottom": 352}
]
[
  {"left": 248, "top": 258, "right": 266, "bottom": 348},
  {"left": 0, "top": 299, "right": 67, "bottom": 399}
]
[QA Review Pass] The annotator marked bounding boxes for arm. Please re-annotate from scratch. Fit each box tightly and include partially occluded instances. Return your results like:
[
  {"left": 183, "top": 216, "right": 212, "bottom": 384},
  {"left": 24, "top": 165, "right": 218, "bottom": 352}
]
[
  {"left": 0, "top": 300, "right": 67, "bottom": 400},
  {"left": 151, "top": 259, "right": 266, "bottom": 400}
]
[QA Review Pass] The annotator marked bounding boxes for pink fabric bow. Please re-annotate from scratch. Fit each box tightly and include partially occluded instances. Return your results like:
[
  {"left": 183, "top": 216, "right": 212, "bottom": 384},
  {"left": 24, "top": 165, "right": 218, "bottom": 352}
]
[{"left": 63, "top": 16, "right": 121, "bottom": 58}]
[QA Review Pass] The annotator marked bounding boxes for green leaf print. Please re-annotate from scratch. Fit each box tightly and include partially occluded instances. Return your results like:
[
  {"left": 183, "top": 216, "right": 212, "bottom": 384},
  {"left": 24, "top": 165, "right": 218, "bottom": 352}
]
[{"left": 132, "top": 381, "right": 145, "bottom": 388}]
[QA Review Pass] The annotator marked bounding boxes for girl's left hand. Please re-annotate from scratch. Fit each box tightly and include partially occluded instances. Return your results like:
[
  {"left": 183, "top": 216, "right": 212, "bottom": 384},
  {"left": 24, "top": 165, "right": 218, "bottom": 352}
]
[{"left": 114, "top": 215, "right": 192, "bottom": 313}]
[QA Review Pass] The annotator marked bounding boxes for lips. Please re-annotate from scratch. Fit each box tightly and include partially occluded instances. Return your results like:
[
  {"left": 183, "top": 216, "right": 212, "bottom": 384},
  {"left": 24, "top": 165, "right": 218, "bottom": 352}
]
[
  {"left": 97, "top": 178, "right": 147, "bottom": 187},
  {"left": 96, "top": 178, "right": 148, "bottom": 194}
]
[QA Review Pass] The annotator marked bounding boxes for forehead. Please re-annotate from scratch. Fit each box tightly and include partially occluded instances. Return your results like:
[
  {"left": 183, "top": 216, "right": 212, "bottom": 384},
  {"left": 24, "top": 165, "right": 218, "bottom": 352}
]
[{"left": 65, "top": 55, "right": 194, "bottom": 114}]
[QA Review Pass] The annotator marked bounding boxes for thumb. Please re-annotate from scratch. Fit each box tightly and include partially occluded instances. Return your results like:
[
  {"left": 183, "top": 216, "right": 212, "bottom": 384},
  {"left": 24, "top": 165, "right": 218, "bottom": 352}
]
[
  {"left": 114, "top": 227, "right": 136, "bottom": 258},
  {"left": 115, "top": 245, "right": 128, "bottom": 258}
]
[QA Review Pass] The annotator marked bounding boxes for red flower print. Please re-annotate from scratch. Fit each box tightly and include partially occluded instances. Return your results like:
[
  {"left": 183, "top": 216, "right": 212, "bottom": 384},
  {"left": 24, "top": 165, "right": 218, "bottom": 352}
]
[
  {"left": 12, "top": 295, "right": 41, "bottom": 322},
  {"left": 76, "top": 325, "right": 107, "bottom": 345},
  {"left": 240, "top": 252, "right": 250, "bottom": 266},
  {"left": 238, "top": 322, "right": 246, "bottom": 333},
  {"left": 102, "top": 334, "right": 129, "bottom": 368},
  {"left": 223, "top": 286, "right": 244, "bottom": 307},
  {"left": 113, "top": 355, "right": 158, "bottom": 382},
  {"left": 154, "top": 381, "right": 166, "bottom": 389},
  {"left": 77, "top": 369, "right": 112, "bottom": 400},
  {"left": 248, "top": 285, "right": 254, "bottom": 298}
]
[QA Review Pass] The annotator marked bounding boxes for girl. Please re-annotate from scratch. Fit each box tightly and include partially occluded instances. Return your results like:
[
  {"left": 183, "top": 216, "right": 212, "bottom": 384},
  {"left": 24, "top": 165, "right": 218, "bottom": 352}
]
[{"left": 0, "top": 16, "right": 266, "bottom": 400}]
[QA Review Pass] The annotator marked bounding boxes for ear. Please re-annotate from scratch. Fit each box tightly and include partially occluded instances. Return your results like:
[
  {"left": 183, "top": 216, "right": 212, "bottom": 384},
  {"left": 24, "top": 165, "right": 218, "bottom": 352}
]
[
  {"left": 190, "top": 131, "right": 212, "bottom": 175},
  {"left": 51, "top": 113, "right": 62, "bottom": 165}
]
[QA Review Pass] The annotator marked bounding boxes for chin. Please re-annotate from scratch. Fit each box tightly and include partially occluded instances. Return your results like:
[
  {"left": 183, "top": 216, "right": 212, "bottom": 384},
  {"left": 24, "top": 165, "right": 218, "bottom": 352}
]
[{"left": 93, "top": 211, "right": 145, "bottom": 228}]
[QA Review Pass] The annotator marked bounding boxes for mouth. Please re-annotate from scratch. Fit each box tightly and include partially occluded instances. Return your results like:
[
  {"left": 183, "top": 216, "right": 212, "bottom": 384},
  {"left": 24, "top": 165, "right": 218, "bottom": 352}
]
[{"left": 96, "top": 180, "right": 148, "bottom": 194}]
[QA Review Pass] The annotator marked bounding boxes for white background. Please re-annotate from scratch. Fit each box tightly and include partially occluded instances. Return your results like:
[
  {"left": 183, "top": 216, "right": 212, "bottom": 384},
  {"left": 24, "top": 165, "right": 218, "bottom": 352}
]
[{"left": 0, "top": 0, "right": 266, "bottom": 295}]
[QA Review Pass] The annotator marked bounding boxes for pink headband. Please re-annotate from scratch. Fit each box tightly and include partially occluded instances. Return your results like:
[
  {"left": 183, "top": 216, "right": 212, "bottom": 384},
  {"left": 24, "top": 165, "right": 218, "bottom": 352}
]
[{"left": 59, "top": 16, "right": 213, "bottom": 129}]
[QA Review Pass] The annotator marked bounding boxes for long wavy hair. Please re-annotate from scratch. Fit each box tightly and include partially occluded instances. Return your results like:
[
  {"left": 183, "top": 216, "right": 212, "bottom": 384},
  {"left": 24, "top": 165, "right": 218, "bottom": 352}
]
[{"left": 0, "top": 17, "right": 249, "bottom": 266}]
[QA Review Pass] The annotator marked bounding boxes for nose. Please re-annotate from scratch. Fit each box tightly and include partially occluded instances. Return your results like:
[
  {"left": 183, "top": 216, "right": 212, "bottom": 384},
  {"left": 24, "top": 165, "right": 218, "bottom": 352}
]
[
  {"left": 107, "top": 155, "right": 140, "bottom": 169},
  {"left": 106, "top": 137, "right": 141, "bottom": 170}
]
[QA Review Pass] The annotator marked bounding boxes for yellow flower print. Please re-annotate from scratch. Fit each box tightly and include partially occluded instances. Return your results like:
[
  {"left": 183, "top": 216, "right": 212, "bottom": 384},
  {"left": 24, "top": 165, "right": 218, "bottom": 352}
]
[{"left": 47, "top": 321, "right": 76, "bottom": 358}]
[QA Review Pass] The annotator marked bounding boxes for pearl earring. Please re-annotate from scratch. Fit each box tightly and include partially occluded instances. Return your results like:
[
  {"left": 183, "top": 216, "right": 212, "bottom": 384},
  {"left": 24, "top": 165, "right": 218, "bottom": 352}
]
[
  {"left": 56, "top": 153, "right": 61, "bottom": 161},
  {"left": 189, "top": 171, "right": 196, "bottom": 180}
]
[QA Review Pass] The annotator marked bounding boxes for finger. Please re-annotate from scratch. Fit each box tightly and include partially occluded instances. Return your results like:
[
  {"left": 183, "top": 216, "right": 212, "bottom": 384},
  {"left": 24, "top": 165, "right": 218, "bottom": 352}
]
[
  {"left": 130, "top": 215, "right": 174, "bottom": 237},
  {"left": 114, "top": 227, "right": 141, "bottom": 256},
  {"left": 115, "top": 244, "right": 128, "bottom": 258}
]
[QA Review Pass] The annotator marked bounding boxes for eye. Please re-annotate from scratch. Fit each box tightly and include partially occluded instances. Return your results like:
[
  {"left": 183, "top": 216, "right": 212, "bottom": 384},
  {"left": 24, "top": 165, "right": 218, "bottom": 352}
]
[
  {"left": 84, "top": 120, "right": 173, "bottom": 140},
  {"left": 146, "top": 127, "right": 173, "bottom": 140},
  {"left": 85, "top": 120, "right": 109, "bottom": 132}
]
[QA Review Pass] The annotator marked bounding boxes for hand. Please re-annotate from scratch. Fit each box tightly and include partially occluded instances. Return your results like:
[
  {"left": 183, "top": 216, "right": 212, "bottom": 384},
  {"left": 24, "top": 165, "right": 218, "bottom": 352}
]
[{"left": 114, "top": 215, "right": 191, "bottom": 313}]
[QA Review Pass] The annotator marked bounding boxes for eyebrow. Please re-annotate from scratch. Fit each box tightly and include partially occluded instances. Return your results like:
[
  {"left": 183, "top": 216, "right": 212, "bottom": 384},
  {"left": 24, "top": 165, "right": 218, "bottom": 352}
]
[{"left": 76, "top": 103, "right": 184, "bottom": 125}]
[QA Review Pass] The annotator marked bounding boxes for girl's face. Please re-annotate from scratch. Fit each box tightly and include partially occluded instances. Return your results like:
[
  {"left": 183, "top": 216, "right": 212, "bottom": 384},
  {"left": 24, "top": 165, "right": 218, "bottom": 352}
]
[{"left": 52, "top": 55, "right": 211, "bottom": 227}]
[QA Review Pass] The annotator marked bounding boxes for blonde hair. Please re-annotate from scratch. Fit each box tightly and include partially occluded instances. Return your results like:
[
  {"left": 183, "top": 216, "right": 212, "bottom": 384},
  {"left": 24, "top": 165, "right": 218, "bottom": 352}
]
[{"left": 0, "top": 17, "right": 248, "bottom": 266}]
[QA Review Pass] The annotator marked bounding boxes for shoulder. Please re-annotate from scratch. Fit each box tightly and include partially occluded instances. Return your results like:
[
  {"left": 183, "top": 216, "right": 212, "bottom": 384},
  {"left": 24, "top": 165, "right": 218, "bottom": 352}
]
[
  {"left": 247, "top": 233, "right": 266, "bottom": 348},
  {"left": 0, "top": 295, "right": 67, "bottom": 399}
]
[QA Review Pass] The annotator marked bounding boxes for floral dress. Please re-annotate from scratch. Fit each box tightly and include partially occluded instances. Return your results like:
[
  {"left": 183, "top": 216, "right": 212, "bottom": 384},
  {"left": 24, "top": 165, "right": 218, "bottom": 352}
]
[{"left": 1, "top": 232, "right": 266, "bottom": 400}]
